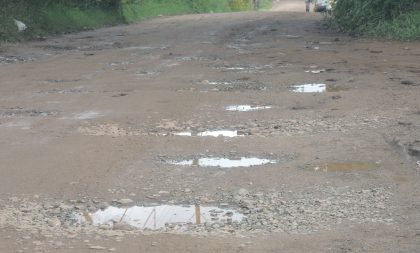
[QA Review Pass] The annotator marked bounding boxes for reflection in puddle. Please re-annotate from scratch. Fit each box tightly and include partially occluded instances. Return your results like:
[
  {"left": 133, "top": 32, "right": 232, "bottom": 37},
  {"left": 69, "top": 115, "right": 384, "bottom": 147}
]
[
  {"left": 174, "top": 130, "right": 243, "bottom": 137},
  {"left": 292, "top": 84, "right": 326, "bottom": 93},
  {"left": 174, "top": 132, "right": 192, "bottom": 136},
  {"left": 90, "top": 205, "right": 243, "bottom": 231},
  {"left": 292, "top": 84, "right": 350, "bottom": 93},
  {"left": 316, "top": 163, "right": 380, "bottom": 172},
  {"left": 226, "top": 105, "right": 272, "bottom": 112},
  {"left": 198, "top": 130, "right": 241, "bottom": 137},
  {"left": 305, "top": 69, "right": 326, "bottom": 74},
  {"left": 169, "top": 157, "right": 277, "bottom": 168}
]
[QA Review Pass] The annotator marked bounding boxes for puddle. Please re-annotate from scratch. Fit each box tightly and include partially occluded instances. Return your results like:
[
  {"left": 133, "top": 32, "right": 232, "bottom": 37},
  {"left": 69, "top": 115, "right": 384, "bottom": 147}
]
[
  {"left": 292, "top": 84, "right": 326, "bottom": 93},
  {"left": 168, "top": 157, "right": 277, "bottom": 168},
  {"left": 174, "top": 132, "right": 193, "bottom": 136},
  {"left": 305, "top": 69, "right": 326, "bottom": 74},
  {"left": 90, "top": 205, "right": 243, "bottom": 231},
  {"left": 174, "top": 130, "right": 243, "bottom": 137},
  {"left": 315, "top": 163, "right": 380, "bottom": 172},
  {"left": 198, "top": 130, "right": 241, "bottom": 137},
  {"left": 226, "top": 105, "right": 272, "bottom": 112}
]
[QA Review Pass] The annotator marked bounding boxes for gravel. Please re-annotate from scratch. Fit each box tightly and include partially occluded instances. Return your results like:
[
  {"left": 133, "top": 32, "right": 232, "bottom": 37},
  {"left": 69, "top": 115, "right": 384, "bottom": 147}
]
[{"left": 0, "top": 186, "right": 395, "bottom": 238}]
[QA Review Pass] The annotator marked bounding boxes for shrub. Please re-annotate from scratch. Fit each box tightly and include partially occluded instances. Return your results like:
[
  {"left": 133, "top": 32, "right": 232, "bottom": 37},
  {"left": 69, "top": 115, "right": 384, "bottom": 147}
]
[{"left": 331, "top": 0, "right": 420, "bottom": 40}]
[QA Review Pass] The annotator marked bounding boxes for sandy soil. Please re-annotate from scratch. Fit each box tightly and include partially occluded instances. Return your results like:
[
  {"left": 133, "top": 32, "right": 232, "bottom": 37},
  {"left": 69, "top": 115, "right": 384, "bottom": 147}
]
[{"left": 1, "top": 4, "right": 420, "bottom": 253}]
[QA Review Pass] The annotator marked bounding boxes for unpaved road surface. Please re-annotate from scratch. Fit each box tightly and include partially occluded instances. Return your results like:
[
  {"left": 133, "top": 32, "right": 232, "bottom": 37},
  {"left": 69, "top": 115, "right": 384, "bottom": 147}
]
[{"left": 1, "top": 8, "right": 420, "bottom": 253}]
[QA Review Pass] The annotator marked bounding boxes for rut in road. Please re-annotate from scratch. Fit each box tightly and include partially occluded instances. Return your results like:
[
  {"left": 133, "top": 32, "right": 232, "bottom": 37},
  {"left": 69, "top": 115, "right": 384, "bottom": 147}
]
[{"left": 0, "top": 8, "right": 420, "bottom": 253}]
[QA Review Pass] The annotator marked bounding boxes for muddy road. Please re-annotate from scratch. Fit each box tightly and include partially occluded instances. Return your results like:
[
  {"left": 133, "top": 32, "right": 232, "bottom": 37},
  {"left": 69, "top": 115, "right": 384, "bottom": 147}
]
[{"left": 1, "top": 8, "right": 420, "bottom": 253}]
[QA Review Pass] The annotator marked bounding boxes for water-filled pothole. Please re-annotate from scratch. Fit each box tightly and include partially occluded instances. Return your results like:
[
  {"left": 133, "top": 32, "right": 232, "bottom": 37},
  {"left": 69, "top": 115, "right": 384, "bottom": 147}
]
[
  {"left": 168, "top": 157, "right": 277, "bottom": 168},
  {"left": 174, "top": 130, "right": 243, "bottom": 137},
  {"left": 226, "top": 105, "right": 272, "bottom": 112},
  {"left": 90, "top": 205, "right": 243, "bottom": 231},
  {"left": 292, "top": 83, "right": 326, "bottom": 93},
  {"left": 291, "top": 84, "right": 350, "bottom": 93}
]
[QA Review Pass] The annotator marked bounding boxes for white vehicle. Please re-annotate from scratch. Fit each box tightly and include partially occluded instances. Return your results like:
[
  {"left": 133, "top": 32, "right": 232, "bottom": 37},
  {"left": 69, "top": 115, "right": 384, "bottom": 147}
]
[{"left": 314, "top": 0, "right": 332, "bottom": 12}]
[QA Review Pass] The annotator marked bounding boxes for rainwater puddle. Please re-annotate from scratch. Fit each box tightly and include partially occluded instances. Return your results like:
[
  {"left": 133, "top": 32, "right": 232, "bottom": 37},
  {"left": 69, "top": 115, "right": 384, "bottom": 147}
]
[
  {"left": 226, "top": 105, "right": 272, "bottom": 112},
  {"left": 168, "top": 157, "right": 277, "bottom": 168},
  {"left": 90, "top": 205, "right": 243, "bottom": 231},
  {"left": 315, "top": 163, "right": 380, "bottom": 172},
  {"left": 174, "top": 132, "right": 193, "bottom": 136},
  {"left": 292, "top": 84, "right": 326, "bottom": 93},
  {"left": 198, "top": 130, "right": 241, "bottom": 137},
  {"left": 305, "top": 69, "right": 326, "bottom": 74},
  {"left": 291, "top": 84, "right": 349, "bottom": 93},
  {"left": 174, "top": 130, "right": 243, "bottom": 137}
]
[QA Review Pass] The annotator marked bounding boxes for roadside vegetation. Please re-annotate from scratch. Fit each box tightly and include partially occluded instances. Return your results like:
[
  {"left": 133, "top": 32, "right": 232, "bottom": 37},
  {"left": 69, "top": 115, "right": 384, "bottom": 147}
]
[
  {"left": 0, "top": 0, "right": 271, "bottom": 42},
  {"left": 331, "top": 0, "right": 420, "bottom": 40}
]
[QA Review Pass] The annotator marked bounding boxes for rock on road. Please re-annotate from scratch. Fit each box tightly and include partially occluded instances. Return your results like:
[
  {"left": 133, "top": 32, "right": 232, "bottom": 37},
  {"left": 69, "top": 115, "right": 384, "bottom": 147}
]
[{"left": 1, "top": 5, "right": 420, "bottom": 253}]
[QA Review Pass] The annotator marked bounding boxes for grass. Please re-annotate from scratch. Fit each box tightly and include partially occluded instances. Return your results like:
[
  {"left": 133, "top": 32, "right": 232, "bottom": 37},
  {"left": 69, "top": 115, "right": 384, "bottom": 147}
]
[
  {"left": 39, "top": 7, "right": 122, "bottom": 34},
  {"left": 121, "top": 1, "right": 192, "bottom": 22},
  {"left": 258, "top": 0, "right": 274, "bottom": 10},
  {"left": 330, "top": 0, "right": 420, "bottom": 41},
  {"left": 0, "top": 0, "right": 271, "bottom": 42},
  {"left": 372, "top": 11, "right": 420, "bottom": 40},
  {"left": 0, "top": 5, "right": 122, "bottom": 42}
]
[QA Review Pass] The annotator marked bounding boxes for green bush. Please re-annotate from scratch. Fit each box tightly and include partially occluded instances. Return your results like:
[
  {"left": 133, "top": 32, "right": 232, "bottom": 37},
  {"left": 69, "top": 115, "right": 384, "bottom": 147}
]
[
  {"left": 228, "top": 0, "right": 251, "bottom": 11},
  {"left": 0, "top": 0, "right": 259, "bottom": 42},
  {"left": 331, "top": 0, "right": 420, "bottom": 40},
  {"left": 373, "top": 11, "right": 420, "bottom": 40}
]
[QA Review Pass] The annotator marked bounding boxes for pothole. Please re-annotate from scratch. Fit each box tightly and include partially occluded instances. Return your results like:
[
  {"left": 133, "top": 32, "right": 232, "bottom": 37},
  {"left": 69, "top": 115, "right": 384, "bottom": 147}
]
[
  {"left": 305, "top": 69, "right": 326, "bottom": 74},
  {"left": 292, "top": 83, "right": 326, "bottom": 93},
  {"left": 0, "top": 187, "right": 394, "bottom": 237},
  {"left": 174, "top": 130, "right": 244, "bottom": 138},
  {"left": 291, "top": 84, "right": 350, "bottom": 93},
  {"left": 226, "top": 105, "right": 272, "bottom": 112},
  {"left": 167, "top": 157, "right": 277, "bottom": 168},
  {"left": 89, "top": 204, "right": 243, "bottom": 231}
]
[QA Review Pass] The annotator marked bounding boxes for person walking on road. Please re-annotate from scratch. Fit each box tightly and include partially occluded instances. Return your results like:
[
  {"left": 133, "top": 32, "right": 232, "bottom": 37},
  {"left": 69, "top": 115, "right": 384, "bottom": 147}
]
[
  {"left": 305, "top": 0, "right": 311, "bottom": 12},
  {"left": 252, "top": 0, "right": 260, "bottom": 10}
]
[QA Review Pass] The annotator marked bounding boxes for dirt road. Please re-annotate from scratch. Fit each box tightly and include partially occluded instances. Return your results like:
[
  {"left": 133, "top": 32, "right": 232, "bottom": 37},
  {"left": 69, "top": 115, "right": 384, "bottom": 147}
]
[{"left": 1, "top": 7, "right": 420, "bottom": 253}]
